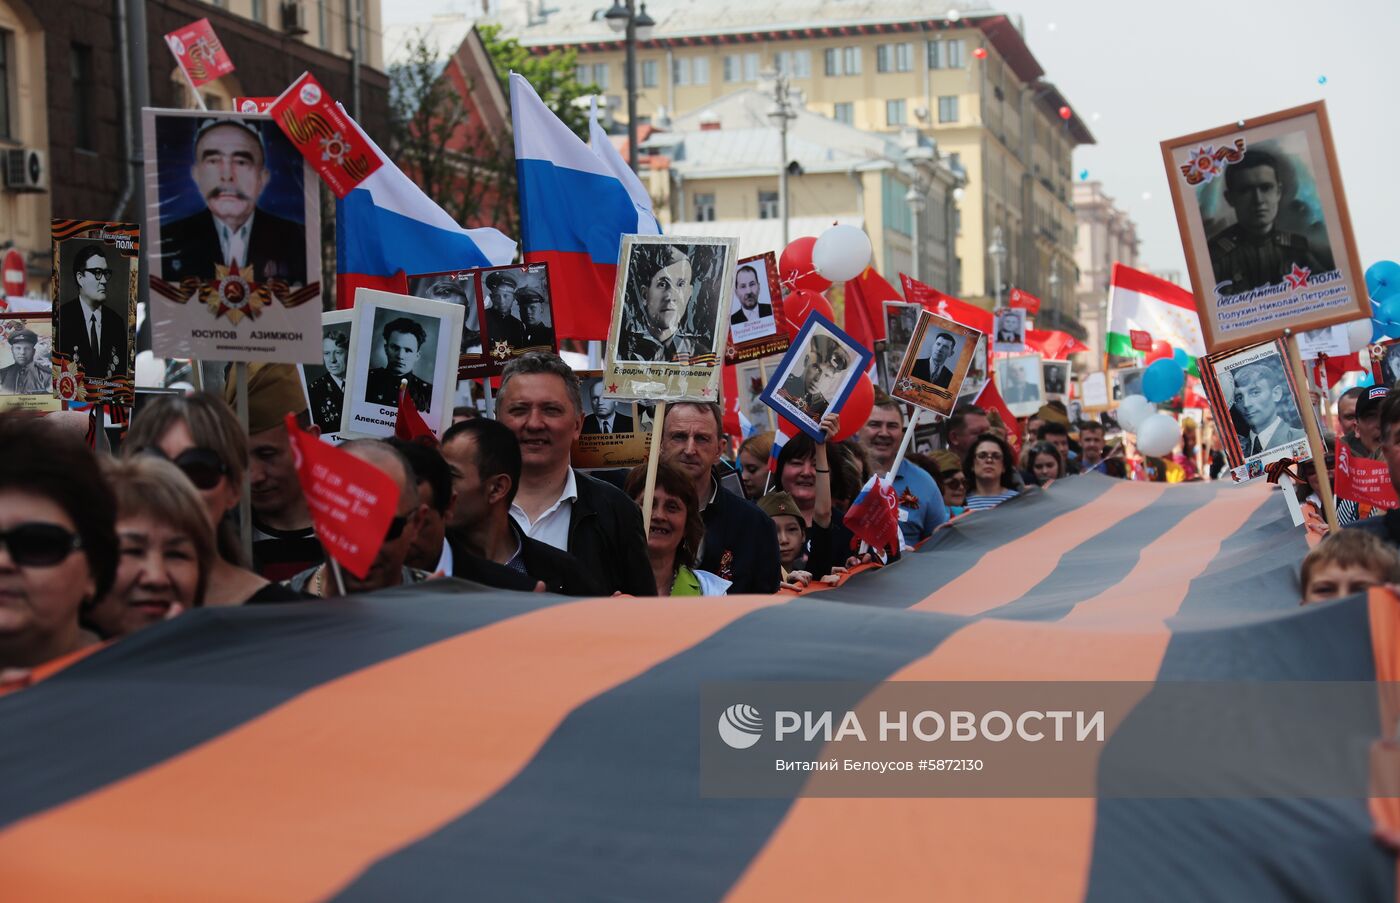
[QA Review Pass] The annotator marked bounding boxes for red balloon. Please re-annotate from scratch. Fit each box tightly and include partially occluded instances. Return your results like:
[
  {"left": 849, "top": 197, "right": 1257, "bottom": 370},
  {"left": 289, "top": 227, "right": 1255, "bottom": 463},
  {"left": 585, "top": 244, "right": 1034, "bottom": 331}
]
[
  {"left": 972, "top": 47, "right": 987, "bottom": 60},
  {"left": 1145, "top": 339, "right": 1173, "bottom": 364},
  {"left": 831, "top": 377, "right": 874, "bottom": 442},
  {"left": 779, "top": 236, "right": 832, "bottom": 293},
  {"left": 781, "top": 289, "right": 835, "bottom": 340},
  {"left": 1058, "top": 105, "right": 1072, "bottom": 121}
]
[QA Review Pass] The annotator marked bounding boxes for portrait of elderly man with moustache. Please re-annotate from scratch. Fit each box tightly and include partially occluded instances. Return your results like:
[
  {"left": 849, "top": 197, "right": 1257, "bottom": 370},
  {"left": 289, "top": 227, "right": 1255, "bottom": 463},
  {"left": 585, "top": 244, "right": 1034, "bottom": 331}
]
[{"left": 158, "top": 117, "right": 306, "bottom": 285}]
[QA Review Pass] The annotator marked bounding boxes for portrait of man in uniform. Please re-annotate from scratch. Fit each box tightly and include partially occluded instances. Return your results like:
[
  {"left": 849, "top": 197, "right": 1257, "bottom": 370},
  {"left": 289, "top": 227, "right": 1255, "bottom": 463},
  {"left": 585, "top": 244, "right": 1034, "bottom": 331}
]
[
  {"left": 516, "top": 287, "right": 555, "bottom": 350},
  {"left": 306, "top": 328, "right": 349, "bottom": 432},
  {"left": 0, "top": 328, "right": 47, "bottom": 395},
  {"left": 1206, "top": 150, "right": 1332, "bottom": 296},
  {"left": 56, "top": 244, "right": 129, "bottom": 380},
  {"left": 364, "top": 316, "right": 434, "bottom": 410},
  {"left": 410, "top": 272, "right": 481, "bottom": 355}
]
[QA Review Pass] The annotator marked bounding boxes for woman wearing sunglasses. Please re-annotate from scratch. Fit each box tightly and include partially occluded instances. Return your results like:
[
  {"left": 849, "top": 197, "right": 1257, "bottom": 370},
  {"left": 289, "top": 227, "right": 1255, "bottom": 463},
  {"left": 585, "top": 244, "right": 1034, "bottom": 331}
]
[
  {"left": 0, "top": 416, "right": 118, "bottom": 688},
  {"left": 85, "top": 457, "right": 215, "bottom": 639},
  {"left": 125, "top": 393, "right": 305, "bottom": 605},
  {"left": 962, "top": 433, "right": 1021, "bottom": 511}
]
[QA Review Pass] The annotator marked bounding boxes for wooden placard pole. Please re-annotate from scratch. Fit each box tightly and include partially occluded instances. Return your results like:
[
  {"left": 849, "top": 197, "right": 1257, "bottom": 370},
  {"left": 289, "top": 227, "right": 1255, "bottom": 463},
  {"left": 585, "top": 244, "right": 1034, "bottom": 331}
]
[
  {"left": 234, "top": 361, "right": 253, "bottom": 563},
  {"left": 640, "top": 400, "right": 667, "bottom": 550},
  {"left": 1283, "top": 329, "right": 1339, "bottom": 532}
]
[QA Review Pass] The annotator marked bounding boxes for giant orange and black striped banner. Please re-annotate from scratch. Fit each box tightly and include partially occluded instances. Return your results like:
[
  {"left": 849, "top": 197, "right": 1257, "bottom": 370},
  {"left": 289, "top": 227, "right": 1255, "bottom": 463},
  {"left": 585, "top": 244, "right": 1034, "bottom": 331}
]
[{"left": 1, "top": 474, "right": 1395, "bottom": 901}]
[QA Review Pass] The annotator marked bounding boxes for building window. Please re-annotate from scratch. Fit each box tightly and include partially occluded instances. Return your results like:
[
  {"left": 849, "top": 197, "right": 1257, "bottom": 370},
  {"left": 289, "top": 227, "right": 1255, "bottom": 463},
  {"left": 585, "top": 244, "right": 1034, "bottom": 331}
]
[
  {"left": 673, "top": 57, "right": 709, "bottom": 86},
  {"left": 641, "top": 59, "right": 658, "bottom": 88},
  {"left": 577, "top": 63, "right": 609, "bottom": 89},
  {"left": 593, "top": 63, "right": 609, "bottom": 89},
  {"left": 775, "top": 50, "right": 811, "bottom": 78},
  {"left": 877, "top": 43, "right": 913, "bottom": 73},
  {"left": 694, "top": 193, "right": 716, "bottom": 222},
  {"left": 672, "top": 57, "right": 688, "bottom": 86},
  {"left": 882, "top": 173, "right": 912, "bottom": 236},
  {"left": 318, "top": 0, "right": 327, "bottom": 47},
  {"left": 928, "top": 39, "right": 966, "bottom": 69},
  {"left": 252, "top": 0, "right": 265, "bottom": 21},
  {"left": 725, "top": 52, "right": 759, "bottom": 82},
  {"left": 71, "top": 43, "right": 94, "bottom": 151},
  {"left": 833, "top": 102, "right": 854, "bottom": 125},
  {"left": 0, "top": 30, "right": 10, "bottom": 140},
  {"left": 692, "top": 57, "right": 709, "bottom": 85},
  {"left": 758, "top": 190, "right": 779, "bottom": 220},
  {"left": 825, "top": 46, "right": 861, "bottom": 76},
  {"left": 886, "top": 99, "right": 906, "bottom": 126},
  {"left": 938, "top": 95, "right": 959, "bottom": 123}
]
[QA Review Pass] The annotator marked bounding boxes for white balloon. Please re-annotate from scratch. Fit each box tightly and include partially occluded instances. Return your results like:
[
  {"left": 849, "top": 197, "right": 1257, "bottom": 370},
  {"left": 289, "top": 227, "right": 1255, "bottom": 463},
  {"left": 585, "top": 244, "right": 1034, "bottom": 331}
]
[
  {"left": 1346, "top": 318, "right": 1374, "bottom": 355},
  {"left": 1136, "top": 412, "right": 1182, "bottom": 457},
  {"left": 811, "top": 224, "right": 872, "bottom": 283},
  {"left": 1117, "top": 394, "right": 1152, "bottom": 433}
]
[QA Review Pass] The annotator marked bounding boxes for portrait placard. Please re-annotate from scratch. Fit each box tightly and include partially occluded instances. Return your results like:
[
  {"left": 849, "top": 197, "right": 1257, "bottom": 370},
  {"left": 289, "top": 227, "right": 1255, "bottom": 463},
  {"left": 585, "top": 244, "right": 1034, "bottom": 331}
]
[
  {"left": 1199, "top": 338, "right": 1312, "bottom": 479},
  {"left": 604, "top": 234, "right": 738, "bottom": 402},
  {"left": 1111, "top": 366, "right": 1145, "bottom": 403},
  {"left": 1042, "top": 360, "right": 1070, "bottom": 399},
  {"left": 472, "top": 262, "right": 557, "bottom": 374},
  {"left": 958, "top": 336, "right": 990, "bottom": 402},
  {"left": 735, "top": 355, "right": 784, "bottom": 434},
  {"left": 143, "top": 108, "right": 322, "bottom": 363},
  {"left": 994, "top": 352, "right": 1044, "bottom": 418},
  {"left": 297, "top": 309, "right": 354, "bottom": 442},
  {"left": 879, "top": 301, "right": 922, "bottom": 392},
  {"left": 408, "top": 268, "right": 489, "bottom": 378},
  {"left": 571, "top": 370, "right": 653, "bottom": 471},
  {"left": 0, "top": 314, "right": 58, "bottom": 413},
  {"left": 890, "top": 309, "right": 982, "bottom": 418},
  {"left": 50, "top": 219, "right": 138, "bottom": 406},
  {"left": 1373, "top": 339, "right": 1400, "bottom": 388},
  {"left": 759, "top": 312, "right": 873, "bottom": 441},
  {"left": 1067, "top": 398, "right": 1084, "bottom": 426},
  {"left": 1295, "top": 323, "right": 1349, "bottom": 361},
  {"left": 993, "top": 306, "right": 1026, "bottom": 353},
  {"left": 1161, "top": 101, "right": 1369, "bottom": 352},
  {"left": 1081, "top": 371, "right": 1110, "bottom": 411},
  {"left": 339, "top": 289, "right": 463, "bottom": 439},
  {"left": 726, "top": 252, "right": 788, "bottom": 363}
]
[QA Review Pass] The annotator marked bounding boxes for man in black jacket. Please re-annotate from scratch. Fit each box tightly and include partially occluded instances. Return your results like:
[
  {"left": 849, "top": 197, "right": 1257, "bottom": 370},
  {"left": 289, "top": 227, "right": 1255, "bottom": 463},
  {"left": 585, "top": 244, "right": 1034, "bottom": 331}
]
[
  {"left": 495, "top": 352, "right": 655, "bottom": 595},
  {"left": 660, "top": 401, "right": 780, "bottom": 593},
  {"left": 440, "top": 419, "right": 598, "bottom": 595}
]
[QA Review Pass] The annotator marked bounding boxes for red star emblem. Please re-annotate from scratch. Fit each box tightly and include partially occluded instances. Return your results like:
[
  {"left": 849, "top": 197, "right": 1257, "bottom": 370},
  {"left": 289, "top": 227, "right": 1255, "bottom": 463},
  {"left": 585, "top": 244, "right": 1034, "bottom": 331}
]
[
  {"left": 606, "top": 383, "right": 618, "bottom": 393},
  {"left": 1284, "top": 263, "right": 1311, "bottom": 290}
]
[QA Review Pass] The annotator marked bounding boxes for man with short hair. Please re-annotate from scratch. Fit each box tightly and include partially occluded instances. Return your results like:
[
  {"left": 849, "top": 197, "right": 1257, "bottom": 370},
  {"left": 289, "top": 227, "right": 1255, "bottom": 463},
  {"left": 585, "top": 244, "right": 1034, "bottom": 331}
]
[
  {"left": 1338, "top": 385, "right": 1366, "bottom": 456},
  {"left": 57, "top": 245, "right": 128, "bottom": 380},
  {"left": 1354, "top": 386, "right": 1388, "bottom": 458},
  {"left": 1208, "top": 150, "right": 1329, "bottom": 296},
  {"left": 730, "top": 265, "right": 771, "bottom": 325},
  {"left": 287, "top": 440, "right": 431, "bottom": 596},
  {"left": 0, "top": 329, "right": 47, "bottom": 394},
  {"left": 1346, "top": 391, "right": 1400, "bottom": 548},
  {"left": 441, "top": 418, "right": 599, "bottom": 595},
  {"left": 857, "top": 391, "right": 949, "bottom": 547},
  {"left": 945, "top": 404, "right": 991, "bottom": 461},
  {"left": 159, "top": 118, "right": 306, "bottom": 284},
  {"left": 1078, "top": 420, "right": 1107, "bottom": 470},
  {"left": 389, "top": 440, "right": 456, "bottom": 574},
  {"left": 366, "top": 317, "right": 433, "bottom": 409},
  {"left": 1036, "top": 421, "right": 1080, "bottom": 474},
  {"left": 581, "top": 381, "right": 633, "bottom": 434},
  {"left": 496, "top": 352, "right": 655, "bottom": 595},
  {"left": 1232, "top": 360, "right": 1305, "bottom": 455},
  {"left": 660, "top": 401, "right": 780, "bottom": 593},
  {"left": 483, "top": 270, "right": 527, "bottom": 349},
  {"left": 412, "top": 273, "right": 480, "bottom": 353},
  {"left": 912, "top": 331, "right": 957, "bottom": 388}
]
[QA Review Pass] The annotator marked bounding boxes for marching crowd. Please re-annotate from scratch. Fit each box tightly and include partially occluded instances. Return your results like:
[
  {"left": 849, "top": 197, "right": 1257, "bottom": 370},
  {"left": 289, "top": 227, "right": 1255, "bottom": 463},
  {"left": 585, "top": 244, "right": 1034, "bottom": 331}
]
[{"left": 4, "top": 350, "right": 1400, "bottom": 691}]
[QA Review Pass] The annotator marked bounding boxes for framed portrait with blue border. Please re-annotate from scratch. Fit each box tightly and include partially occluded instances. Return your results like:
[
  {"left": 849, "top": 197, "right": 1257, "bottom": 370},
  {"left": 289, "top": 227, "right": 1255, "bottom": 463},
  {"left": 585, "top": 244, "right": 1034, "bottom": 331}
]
[{"left": 759, "top": 311, "right": 873, "bottom": 441}]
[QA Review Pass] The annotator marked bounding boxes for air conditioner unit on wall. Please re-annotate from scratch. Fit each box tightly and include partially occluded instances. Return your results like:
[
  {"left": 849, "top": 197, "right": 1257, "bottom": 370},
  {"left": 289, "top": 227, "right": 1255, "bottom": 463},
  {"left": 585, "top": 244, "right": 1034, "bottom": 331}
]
[
  {"left": 282, "top": 2, "right": 309, "bottom": 38},
  {"left": 3, "top": 149, "right": 46, "bottom": 192}
]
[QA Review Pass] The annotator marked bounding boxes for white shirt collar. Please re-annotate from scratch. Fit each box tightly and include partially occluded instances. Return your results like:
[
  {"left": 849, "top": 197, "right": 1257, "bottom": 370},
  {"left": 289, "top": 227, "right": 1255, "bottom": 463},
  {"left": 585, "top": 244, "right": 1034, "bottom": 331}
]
[
  {"left": 739, "top": 305, "right": 762, "bottom": 322},
  {"left": 510, "top": 466, "right": 579, "bottom": 526},
  {"left": 1254, "top": 416, "right": 1282, "bottom": 449}
]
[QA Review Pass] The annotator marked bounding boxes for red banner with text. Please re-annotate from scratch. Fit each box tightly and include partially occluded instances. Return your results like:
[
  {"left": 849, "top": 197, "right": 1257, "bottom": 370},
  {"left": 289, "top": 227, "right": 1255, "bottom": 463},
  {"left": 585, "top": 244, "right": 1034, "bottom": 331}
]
[{"left": 1334, "top": 443, "right": 1399, "bottom": 511}]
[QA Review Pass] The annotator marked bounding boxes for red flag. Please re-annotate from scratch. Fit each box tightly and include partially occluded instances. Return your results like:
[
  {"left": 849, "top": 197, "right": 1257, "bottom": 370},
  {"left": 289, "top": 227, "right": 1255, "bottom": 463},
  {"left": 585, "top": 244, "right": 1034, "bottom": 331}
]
[
  {"left": 164, "top": 18, "right": 235, "bottom": 89},
  {"left": 268, "top": 72, "right": 383, "bottom": 198},
  {"left": 1320, "top": 352, "right": 1362, "bottom": 388},
  {"left": 284, "top": 413, "right": 398, "bottom": 579},
  {"left": 900, "top": 275, "right": 994, "bottom": 335},
  {"left": 394, "top": 381, "right": 438, "bottom": 445},
  {"left": 844, "top": 266, "right": 902, "bottom": 349},
  {"left": 232, "top": 96, "right": 277, "bottom": 114},
  {"left": 1025, "top": 329, "right": 1089, "bottom": 361},
  {"left": 843, "top": 475, "right": 901, "bottom": 557},
  {"left": 1130, "top": 329, "right": 1153, "bottom": 352},
  {"left": 1008, "top": 287, "right": 1041, "bottom": 315},
  {"left": 722, "top": 363, "right": 741, "bottom": 437},
  {"left": 975, "top": 379, "right": 1023, "bottom": 452},
  {"left": 1335, "top": 443, "right": 1399, "bottom": 511}
]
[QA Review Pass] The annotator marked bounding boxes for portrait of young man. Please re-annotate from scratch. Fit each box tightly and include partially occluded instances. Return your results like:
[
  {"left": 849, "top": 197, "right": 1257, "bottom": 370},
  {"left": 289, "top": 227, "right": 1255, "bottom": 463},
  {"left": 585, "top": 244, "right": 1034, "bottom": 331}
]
[
  {"left": 912, "top": 330, "right": 958, "bottom": 389},
  {"left": 364, "top": 315, "right": 435, "bottom": 410},
  {"left": 516, "top": 287, "right": 555, "bottom": 351},
  {"left": 1043, "top": 362, "right": 1068, "bottom": 396},
  {"left": 1228, "top": 358, "right": 1305, "bottom": 456},
  {"left": 56, "top": 242, "right": 129, "bottom": 381},
  {"left": 157, "top": 117, "right": 307, "bottom": 286},
  {"left": 481, "top": 269, "right": 527, "bottom": 351},
  {"left": 777, "top": 333, "right": 851, "bottom": 421},
  {"left": 619, "top": 243, "right": 710, "bottom": 363},
  {"left": 0, "top": 327, "right": 47, "bottom": 395}
]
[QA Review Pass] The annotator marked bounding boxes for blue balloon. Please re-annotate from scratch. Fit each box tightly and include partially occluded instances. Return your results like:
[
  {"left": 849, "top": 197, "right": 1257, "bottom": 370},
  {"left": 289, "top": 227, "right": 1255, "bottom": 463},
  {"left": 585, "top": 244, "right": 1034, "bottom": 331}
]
[
  {"left": 1358, "top": 372, "right": 1375, "bottom": 387},
  {"left": 1373, "top": 319, "right": 1389, "bottom": 344},
  {"left": 1142, "top": 359, "right": 1186, "bottom": 403},
  {"left": 1367, "top": 260, "right": 1400, "bottom": 301},
  {"left": 1385, "top": 318, "right": 1400, "bottom": 340},
  {"left": 1171, "top": 347, "right": 1192, "bottom": 369},
  {"left": 1375, "top": 294, "right": 1400, "bottom": 323}
]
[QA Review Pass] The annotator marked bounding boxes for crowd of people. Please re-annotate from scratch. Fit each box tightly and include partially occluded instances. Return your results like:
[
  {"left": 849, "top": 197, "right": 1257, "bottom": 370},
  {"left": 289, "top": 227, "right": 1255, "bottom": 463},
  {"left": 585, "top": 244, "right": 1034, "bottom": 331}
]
[{"left": 3, "top": 349, "right": 1397, "bottom": 691}]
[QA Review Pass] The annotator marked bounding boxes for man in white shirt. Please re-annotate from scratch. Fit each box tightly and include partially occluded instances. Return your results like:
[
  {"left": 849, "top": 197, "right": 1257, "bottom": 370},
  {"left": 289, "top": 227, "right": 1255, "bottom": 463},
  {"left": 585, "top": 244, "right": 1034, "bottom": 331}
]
[
  {"left": 496, "top": 352, "right": 655, "bottom": 595},
  {"left": 730, "top": 265, "right": 772, "bottom": 326}
]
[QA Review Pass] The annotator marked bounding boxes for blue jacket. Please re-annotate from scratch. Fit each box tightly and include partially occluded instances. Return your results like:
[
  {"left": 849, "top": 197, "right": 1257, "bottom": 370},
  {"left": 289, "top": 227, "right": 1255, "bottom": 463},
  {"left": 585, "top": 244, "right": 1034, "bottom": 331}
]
[{"left": 891, "top": 461, "right": 950, "bottom": 548}]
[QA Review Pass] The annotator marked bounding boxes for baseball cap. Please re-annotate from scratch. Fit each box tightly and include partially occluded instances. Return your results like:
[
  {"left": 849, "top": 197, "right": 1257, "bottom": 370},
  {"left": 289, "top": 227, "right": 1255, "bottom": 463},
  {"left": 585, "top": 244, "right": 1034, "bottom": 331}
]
[{"left": 1357, "top": 385, "right": 1389, "bottom": 419}]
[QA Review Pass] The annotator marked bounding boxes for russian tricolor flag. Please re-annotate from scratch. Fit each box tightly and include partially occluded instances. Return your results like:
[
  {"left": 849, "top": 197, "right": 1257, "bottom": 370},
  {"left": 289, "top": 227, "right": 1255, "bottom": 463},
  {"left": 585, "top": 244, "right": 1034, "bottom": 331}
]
[
  {"left": 510, "top": 72, "right": 661, "bottom": 340},
  {"left": 334, "top": 108, "right": 517, "bottom": 308}
]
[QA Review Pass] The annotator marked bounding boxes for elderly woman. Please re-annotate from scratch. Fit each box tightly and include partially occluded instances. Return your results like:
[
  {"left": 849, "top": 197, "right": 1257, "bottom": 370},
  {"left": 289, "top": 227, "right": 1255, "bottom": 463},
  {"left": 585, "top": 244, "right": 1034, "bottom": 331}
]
[
  {"left": 963, "top": 433, "right": 1021, "bottom": 511},
  {"left": 85, "top": 457, "right": 215, "bottom": 639},
  {"left": 625, "top": 461, "right": 731, "bottom": 596},
  {"left": 619, "top": 244, "right": 707, "bottom": 362},
  {"left": 124, "top": 392, "right": 305, "bottom": 605},
  {"left": 1020, "top": 441, "right": 1066, "bottom": 486},
  {"left": 0, "top": 416, "right": 117, "bottom": 687}
]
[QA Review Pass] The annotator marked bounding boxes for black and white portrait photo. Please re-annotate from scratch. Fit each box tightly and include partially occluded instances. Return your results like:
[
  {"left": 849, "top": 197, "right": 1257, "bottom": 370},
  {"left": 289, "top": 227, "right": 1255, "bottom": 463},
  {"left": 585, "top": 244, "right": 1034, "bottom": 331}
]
[
  {"left": 340, "top": 289, "right": 463, "bottom": 440},
  {"left": 1375, "top": 340, "right": 1400, "bottom": 388},
  {"left": 996, "top": 353, "right": 1044, "bottom": 417},
  {"left": 298, "top": 311, "right": 354, "bottom": 437},
  {"left": 476, "top": 263, "right": 556, "bottom": 366},
  {"left": 54, "top": 241, "right": 130, "bottom": 382},
  {"left": 729, "top": 259, "right": 775, "bottom": 342},
  {"left": 881, "top": 301, "right": 922, "bottom": 390},
  {"left": 409, "top": 269, "right": 481, "bottom": 356},
  {"left": 0, "top": 318, "right": 52, "bottom": 398},
  {"left": 571, "top": 373, "right": 651, "bottom": 471},
  {"left": 1201, "top": 339, "right": 1309, "bottom": 468},
  {"left": 605, "top": 234, "right": 737, "bottom": 402},
  {"left": 581, "top": 379, "right": 636, "bottom": 435},
  {"left": 1042, "top": 360, "right": 1069, "bottom": 398},
  {"left": 891, "top": 310, "right": 980, "bottom": 417},
  {"left": 1113, "top": 366, "right": 1145, "bottom": 402},
  {"left": 993, "top": 306, "right": 1026, "bottom": 353},
  {"left": 761, "top": 313, "right": 873, "bottom": 440}
]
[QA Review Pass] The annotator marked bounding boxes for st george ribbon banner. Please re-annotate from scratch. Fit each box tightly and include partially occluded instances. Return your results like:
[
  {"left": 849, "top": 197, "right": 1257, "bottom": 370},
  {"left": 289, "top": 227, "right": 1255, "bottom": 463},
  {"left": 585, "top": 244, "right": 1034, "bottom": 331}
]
[{"left": 285, "top": 413, "right": 397, "bottom": 578}]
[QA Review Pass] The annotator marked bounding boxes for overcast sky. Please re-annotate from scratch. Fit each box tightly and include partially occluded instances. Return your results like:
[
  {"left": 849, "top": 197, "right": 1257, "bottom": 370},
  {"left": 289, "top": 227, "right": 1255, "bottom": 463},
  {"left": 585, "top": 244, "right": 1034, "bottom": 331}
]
[{"left": 382, "top": 0, "right": 1397, "bottom": 279}]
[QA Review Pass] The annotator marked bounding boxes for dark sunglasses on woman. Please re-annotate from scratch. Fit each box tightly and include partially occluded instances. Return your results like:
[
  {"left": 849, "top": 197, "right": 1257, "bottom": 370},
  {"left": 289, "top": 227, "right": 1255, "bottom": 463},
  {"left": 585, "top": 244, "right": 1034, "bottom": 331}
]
[
  {"left": 139, "top": 446, "right": 228, "bottom": 490},
  {"left": 0, "top": 523, "right": 82, "bottom": 567}
]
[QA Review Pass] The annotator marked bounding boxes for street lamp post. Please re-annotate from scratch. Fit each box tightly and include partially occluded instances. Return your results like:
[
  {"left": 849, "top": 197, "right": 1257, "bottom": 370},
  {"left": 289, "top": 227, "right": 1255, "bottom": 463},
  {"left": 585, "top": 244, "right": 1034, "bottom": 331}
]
[
  {"left": 605, "top": 0, "right": 656, "bottom": 173},
  {"left": 988, "top": 224, "right": 1007, "bottom": 307},
  {"left": 904, "top": 182, "right": 926, "bottom": 282},
  {"left": 767, "top": 71, "right": 797, "bottom": 249}
]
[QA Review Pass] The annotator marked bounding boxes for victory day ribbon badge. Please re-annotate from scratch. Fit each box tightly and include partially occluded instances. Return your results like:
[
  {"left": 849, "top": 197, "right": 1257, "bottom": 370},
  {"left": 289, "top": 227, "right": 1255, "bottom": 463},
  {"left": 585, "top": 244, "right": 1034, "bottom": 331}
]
[{"left": 268, "top": 72, "right": 382, "bottom": 198}]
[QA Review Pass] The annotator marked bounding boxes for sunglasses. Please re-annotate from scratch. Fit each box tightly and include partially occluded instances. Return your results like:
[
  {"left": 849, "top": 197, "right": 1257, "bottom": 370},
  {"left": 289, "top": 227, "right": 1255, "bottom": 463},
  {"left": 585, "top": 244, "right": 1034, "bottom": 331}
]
[
  {"left": 942, "top": 473, "right": 967, "bottom": 487},
  {"left": 141, "top": 446, "right": 228, "bottom": 490},
  {"left": 384, "top": 516, "right": 409, "bottom": 542},
  {"left": 0, "top": 523, "right": 83, "bottom": 567}
]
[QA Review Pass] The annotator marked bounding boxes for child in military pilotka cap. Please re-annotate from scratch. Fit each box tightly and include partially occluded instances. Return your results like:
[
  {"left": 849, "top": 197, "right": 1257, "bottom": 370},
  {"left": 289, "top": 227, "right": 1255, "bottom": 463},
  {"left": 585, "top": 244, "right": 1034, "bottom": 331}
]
[{"left": 757, "top": 491, "right": 807, "bottom": 584}]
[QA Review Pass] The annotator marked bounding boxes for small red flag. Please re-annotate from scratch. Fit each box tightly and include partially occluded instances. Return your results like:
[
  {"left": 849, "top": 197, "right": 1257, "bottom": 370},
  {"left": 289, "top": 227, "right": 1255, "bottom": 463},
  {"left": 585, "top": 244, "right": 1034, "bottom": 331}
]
[
  {"left": 395, "top": 381, "right": 438, "bottom": 446},
  {"left": 844, "top": 266, "right": 902, "bottom": 349},
  {"left": 232, "top": 96, "right": 277, "bottom": 114},
  {"left": 843, "top": 475, "right": 901, "bottom": 558},
  {"left": 1025, "top": 329, "right": 1090, "bottom": 361},
  {"left": 268, "top": 72, "right": 382, "bottom": 198},
  {"left": 164, "top": 18, "right": 235, "bottom": 89},
  {"left": 285, "top": 413, "right": 398, "bottom": 579},
  {"left": 975, "top": 379, "right": 1023, "bottom": 452},
  {"left": 1008, "top": 287, "right": 1042, "bottom": 315}
]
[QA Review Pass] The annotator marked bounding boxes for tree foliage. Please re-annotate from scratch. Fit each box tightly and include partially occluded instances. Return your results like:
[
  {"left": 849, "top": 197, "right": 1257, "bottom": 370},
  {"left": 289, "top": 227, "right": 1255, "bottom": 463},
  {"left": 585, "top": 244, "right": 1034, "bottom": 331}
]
[{"left": 477, "top": 23, "right": 594, "bottom": 141}]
